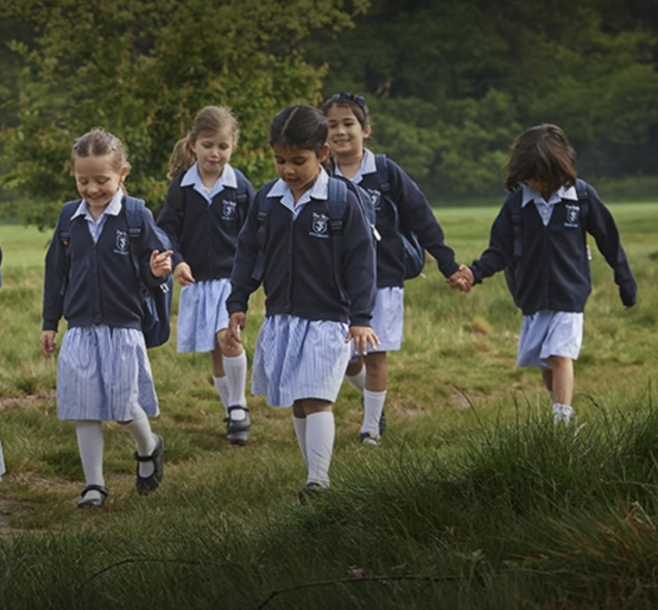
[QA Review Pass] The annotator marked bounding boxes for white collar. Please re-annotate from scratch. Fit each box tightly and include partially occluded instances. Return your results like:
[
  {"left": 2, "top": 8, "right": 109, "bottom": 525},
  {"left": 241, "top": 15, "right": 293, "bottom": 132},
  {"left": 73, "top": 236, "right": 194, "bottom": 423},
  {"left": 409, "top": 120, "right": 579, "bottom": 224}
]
[{"left": 521, "top": 183, "right": 577, "bottom": 207}]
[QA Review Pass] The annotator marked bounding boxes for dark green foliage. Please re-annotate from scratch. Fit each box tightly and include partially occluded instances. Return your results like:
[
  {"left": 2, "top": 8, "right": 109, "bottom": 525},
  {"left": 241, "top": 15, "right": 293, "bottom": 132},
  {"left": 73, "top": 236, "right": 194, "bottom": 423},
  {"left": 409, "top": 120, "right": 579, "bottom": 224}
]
[
  {"left": 0, "top": 0, "right": 368, "bottom": 227},
  {"left": 306, "top": 0, "right": 658, "bottom": 198}
]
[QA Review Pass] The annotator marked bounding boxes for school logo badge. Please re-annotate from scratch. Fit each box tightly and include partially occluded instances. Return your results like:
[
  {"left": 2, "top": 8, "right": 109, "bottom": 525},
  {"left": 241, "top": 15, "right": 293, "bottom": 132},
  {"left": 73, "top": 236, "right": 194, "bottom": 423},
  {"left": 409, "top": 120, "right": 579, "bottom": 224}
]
[
  {"left": 366, "top": 189, "right": 382, "bottom": 211},
  {"left": 310, "top": 212, "right": 330, "bottom": 238},
  {"left": 564, "top": 205, "right": 580, "bottom": 228},
  {"left": 114, "top": 230, "right": 130, "bottom": 255},
  {"left": 222, "top": 200, "right": 237, "bottom": 220}
]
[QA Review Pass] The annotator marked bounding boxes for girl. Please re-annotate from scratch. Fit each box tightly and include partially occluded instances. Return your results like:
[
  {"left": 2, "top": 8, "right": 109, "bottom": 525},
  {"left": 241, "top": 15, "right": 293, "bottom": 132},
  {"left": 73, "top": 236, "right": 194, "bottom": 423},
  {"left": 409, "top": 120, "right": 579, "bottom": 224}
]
[
  {"left": 157, "top": 106, "right": 254, "bottom": 445},
  {"left": 322, "top": 92, "right": 467, "bottom": 445},
  {"left": 41, "top": 129, "right": 172, "bottom": 507},
  {"left": 226, "top": 104, "right": 379, "bottom": 501},
  {"left": 454, "top": 124, "right": 637, "bottom": 423}
]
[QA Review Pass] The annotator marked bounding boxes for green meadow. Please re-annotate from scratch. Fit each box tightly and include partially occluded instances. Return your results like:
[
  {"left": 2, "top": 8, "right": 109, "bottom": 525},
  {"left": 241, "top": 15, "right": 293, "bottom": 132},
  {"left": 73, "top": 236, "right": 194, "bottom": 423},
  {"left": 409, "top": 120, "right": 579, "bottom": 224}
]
[{"left": 0, "top": 201, "right": 657, "bottom": 608}]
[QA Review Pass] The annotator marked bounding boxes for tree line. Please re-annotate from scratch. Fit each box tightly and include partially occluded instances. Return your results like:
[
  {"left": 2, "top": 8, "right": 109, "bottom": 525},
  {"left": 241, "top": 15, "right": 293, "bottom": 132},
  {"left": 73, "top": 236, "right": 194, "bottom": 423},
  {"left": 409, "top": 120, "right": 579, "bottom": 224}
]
[{"left": 0, "top": 0, "right": 656, "bottom": 228}]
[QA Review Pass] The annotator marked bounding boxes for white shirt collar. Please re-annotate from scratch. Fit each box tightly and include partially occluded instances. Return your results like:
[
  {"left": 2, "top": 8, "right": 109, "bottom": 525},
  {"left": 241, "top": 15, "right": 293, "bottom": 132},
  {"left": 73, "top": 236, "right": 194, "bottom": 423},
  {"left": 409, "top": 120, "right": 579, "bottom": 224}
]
[
  {"left": 267, "top": 167, "right": 329, "bottom": 213},
  {"left": 180, "top": 162, "right": 237, "bottom": 200},
  {"left": 71, "top": 189, "right": 123, "bottom": 220},
  {"left": 334, "top": 148, "right": 376, "bottom": 184},
  {"left": 521, "top": 183, "right": 577, "bottom": 207}
]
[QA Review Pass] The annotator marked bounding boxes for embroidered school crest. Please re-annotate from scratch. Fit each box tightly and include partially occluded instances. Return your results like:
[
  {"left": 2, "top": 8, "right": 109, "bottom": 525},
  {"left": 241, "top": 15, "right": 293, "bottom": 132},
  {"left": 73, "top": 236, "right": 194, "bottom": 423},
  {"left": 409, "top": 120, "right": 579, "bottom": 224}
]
[
  {"left": 222, "top": 200, "right": 237, "bottom": 220},
  {"left": 564, "top": 204, "right": 580, "bottom": 228},
  {"left": 310, "top": 212, "right": 330, "bottom": 238},
  {"left": 366, "top": 188, "right": 382, "bottom": 211},
  {"left": 114, "top": 230, "right": 130, "bottom": 255}
]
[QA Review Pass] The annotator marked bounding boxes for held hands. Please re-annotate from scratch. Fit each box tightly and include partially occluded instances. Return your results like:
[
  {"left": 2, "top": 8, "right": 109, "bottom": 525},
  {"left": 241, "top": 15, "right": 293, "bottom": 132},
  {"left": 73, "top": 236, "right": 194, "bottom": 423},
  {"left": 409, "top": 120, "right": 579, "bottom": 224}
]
[
  {"left": 150, "top": 250, "right": 173, "bottom": 278},
  {"left": 347, "top": 325, "right": 380, "bottom": 355},
  {"left": 173, "top": 261, "right": 195, "bottom": 287},
  {"left": 40, "top": 330, "right": 57, "bottom": 357},
  {"left": 446, "top": 264, "right": 475, "bottom": 293},
  {"left": 228, "top": 312, "right": 246, "bottom": 349}
]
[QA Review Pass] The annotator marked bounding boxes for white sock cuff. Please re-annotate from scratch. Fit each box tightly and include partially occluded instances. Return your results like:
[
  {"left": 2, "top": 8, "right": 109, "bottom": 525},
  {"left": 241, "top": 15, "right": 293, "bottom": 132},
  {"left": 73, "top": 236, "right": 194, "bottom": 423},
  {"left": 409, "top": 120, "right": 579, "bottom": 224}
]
[
  {"left": 346, "top": 367, "right": 366, "bottom": 392},
  {"left": 223, "top": 351, "right": 246, "bottom": 366},
  {"left": 364, "top": 389, "right": 387, "bottom": 400}
]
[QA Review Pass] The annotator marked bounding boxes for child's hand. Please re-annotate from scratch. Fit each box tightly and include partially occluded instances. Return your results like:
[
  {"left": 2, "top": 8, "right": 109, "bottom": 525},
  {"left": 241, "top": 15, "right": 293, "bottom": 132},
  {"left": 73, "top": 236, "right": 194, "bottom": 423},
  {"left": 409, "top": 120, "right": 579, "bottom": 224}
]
[
  {"left": 447, "top": 264, "right": 474, "bottom": 292},
  {"left": 228, "top": 312, "right": 246, "bottom": 348},
  {"left": 150, "top": 250, "right": 173, "bottom": 278},
  {"left": 40, "top": 331, "right": 57, "bottom": 357},
  {"left": 173, "top": 262, "right": 195, "bottom": 287},
  {"left": 346, "top": 325, "right": 380, "bottom": 355}
]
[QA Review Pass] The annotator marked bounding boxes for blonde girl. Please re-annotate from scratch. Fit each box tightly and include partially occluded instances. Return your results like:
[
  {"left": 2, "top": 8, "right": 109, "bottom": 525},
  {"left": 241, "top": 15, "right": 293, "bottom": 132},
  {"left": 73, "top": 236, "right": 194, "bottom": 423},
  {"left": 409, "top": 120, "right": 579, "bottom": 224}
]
[
  {"left": 41, "top": 129, "right": 172, "bottom": 507},
  {"left": 157, "top": 106, "right": 255, "bottom": 444}
]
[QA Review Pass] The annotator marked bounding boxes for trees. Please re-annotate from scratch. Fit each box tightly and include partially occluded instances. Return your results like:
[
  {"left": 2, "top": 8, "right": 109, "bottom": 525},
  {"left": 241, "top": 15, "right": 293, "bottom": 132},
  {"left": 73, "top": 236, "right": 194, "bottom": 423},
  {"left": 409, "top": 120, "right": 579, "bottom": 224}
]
[
  {"left": 2, "top": 0, "right": 657, "bottom": 224},
  {"left": 0, "top": 0, "right": 368, "bottom": 227},
  {"left": 307, "top": 0, "right": 658, "bottom": 198}
]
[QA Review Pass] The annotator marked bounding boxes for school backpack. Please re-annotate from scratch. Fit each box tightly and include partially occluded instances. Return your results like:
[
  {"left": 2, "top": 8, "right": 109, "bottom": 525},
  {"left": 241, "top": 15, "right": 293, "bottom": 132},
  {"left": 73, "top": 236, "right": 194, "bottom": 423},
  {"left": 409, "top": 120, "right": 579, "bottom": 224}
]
[
  {"left": 58, "top": 196, "right": 174, "bottom": 348},
  {"left": 504, "top": 179, "right": 590, "bottom": 307},
  {"left": 373, "top": 154, "right": 426, "bottom": 280},
  {"left": 251, "top": 176, "right": 377, "bottom": 303}
]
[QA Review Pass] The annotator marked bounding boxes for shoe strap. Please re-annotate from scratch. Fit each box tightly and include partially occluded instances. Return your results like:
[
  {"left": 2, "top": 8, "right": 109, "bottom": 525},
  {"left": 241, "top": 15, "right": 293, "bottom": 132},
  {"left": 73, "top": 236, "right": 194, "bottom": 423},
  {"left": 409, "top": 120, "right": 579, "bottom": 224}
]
[{"left": 81, "top": 484, "right": 109, "bottom": 497}]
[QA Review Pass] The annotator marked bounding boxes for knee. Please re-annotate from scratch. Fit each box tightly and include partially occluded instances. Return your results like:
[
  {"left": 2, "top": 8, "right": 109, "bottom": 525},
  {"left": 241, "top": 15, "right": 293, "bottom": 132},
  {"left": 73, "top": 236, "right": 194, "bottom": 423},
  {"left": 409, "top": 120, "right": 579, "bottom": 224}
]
[
  {"left": 549, "top": 356, "right": 572, "bottom": 371},
  {"left": 217, "top": 329, "right": 242, "bottom": 357}
]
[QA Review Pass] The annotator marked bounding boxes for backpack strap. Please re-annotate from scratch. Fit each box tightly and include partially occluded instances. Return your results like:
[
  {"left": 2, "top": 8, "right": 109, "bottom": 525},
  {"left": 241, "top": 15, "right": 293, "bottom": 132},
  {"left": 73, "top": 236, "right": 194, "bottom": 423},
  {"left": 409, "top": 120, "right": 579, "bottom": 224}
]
[
  {"left": 575, "top": 179, "right": 590, "bottom": 218},
  {"left": 509, "top": 190, "right": 524, "bottom": 261},
  {"left": 234, "top": 170, "right": 249, "bottom": 207},
  {"left": 374, "top": 154, "right": 391, "bottom": 196},
  {"left": 58, "top": 200, "right": 84, "bottom": 296},
  {"left": 123, "top": 195, "right": 147, "bottom": 282},
  {"left": 251, "top": 180, "right": 278, "bottom": 282},
  {"left": 374, "top": 153, "right": 405, "bottom": 230},
  {"left": 165, "top": 172, "right": 185, "bottom": 211},
  {"left": 326, "top": 177, "right": 349, "bottom": 303},
  {"left": 234, "top": 170, "right": 250, "bottom": 225},
  {"left": 58, "top": 200, "right": 81, "bottom": 247}
]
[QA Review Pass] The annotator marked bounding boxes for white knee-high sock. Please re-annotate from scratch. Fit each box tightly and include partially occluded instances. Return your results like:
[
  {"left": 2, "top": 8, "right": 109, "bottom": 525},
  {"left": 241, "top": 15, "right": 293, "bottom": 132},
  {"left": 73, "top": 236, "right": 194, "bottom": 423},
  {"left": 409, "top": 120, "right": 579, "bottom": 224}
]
[
  {"left": 305, "top": 411, "right": 335, "bottom": 488},
  {"left": 345, "top": 366, "right": 366, "bottom": 393},
  {"left": 361, "top": 389, "right": 386, "bottom": 436},
  {"left": 213, "top": 375, "right": 230, "bottom": 415},
  {"left": 122, "top": 416, "right": 156, "bottom": 478},
  {"left": 76, "top": 420, "right": 105, "bottom": 498},
  {"left": 223, "top": 352, "right": 247, "bottom": 410},
  {"left": 293, "top": 415, "right": 308, "bottom": 466}
]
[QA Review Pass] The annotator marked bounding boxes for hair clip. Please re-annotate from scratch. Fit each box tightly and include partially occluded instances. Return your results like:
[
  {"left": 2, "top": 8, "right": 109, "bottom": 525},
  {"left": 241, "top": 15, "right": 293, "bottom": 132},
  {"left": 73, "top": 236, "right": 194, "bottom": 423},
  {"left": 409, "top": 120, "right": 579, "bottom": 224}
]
[
  {"left": 337, "top": 92, "right": 368, "bottom": 115},
  {"left": 73, "top": 132, "right": 117, "bottom": 151}
]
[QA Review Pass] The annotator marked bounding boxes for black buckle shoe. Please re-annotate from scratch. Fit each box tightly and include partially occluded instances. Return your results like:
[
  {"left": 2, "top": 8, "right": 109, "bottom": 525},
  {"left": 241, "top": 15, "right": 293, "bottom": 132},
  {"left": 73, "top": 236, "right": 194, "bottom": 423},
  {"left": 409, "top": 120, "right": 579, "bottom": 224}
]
[
  {"left": 77, "top": 484, "right": 109, "bottom": 508},
  {"left": 225, "top": 406, "right": 250, "bottom": 445},
  {"left": 135, "top": 434, "right": 164, "bottom": 495}
]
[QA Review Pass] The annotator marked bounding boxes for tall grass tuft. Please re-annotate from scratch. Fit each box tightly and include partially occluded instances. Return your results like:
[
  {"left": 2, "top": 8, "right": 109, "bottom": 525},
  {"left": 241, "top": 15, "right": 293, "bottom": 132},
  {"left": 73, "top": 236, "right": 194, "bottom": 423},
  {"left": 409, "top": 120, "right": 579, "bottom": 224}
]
[{"left": 2, "top": 204, "right": 658, "bottom": 608}]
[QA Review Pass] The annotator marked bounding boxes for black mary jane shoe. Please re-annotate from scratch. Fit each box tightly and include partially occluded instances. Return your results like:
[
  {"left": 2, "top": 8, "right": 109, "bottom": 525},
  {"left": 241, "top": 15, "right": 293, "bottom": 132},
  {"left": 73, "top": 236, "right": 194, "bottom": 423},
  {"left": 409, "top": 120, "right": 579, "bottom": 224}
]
[
  {"left": 135, "top": 434, "right": 164, "bottom": 495},
  {"left": 77, "top": 484, "right": 109, "bottom": 509}
]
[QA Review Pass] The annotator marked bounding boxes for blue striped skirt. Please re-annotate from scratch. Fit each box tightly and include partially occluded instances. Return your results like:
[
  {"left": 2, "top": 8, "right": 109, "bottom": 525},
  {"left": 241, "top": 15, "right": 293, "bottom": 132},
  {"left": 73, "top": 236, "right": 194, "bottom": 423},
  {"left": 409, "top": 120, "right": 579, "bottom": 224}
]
[
  {"left": 252, "top": 315, "right": 351, "bottom": 407},
  {"left": 177, "top": 279, "right": 232, "bottom": 353},
  {"left": 350, "top": 286, "right": 404, "bottom": 359},
  {"left": 56, "top": 326, "right": 159, "bottom": 421},
  {"left": 517, "top": 310, "right": 584, "bottom": 370}
]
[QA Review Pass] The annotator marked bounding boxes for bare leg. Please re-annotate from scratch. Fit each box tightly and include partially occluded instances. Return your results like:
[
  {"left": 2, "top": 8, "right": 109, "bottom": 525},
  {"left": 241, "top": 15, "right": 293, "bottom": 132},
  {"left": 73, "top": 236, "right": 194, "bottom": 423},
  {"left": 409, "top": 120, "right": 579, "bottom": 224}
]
[
  {"left": 549, "top": 356, "right": 574, "bottom": 407},
  {"left": 548, "top": 356, "right": 576, "bottom": 423}
]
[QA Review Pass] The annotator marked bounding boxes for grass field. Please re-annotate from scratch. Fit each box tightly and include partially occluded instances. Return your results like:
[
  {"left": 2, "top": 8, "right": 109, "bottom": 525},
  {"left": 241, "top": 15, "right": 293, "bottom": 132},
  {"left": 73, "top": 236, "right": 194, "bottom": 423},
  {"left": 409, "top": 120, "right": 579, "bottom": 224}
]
[{"left": 0, "top": 201, "right": 657, "bottom": 608}]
